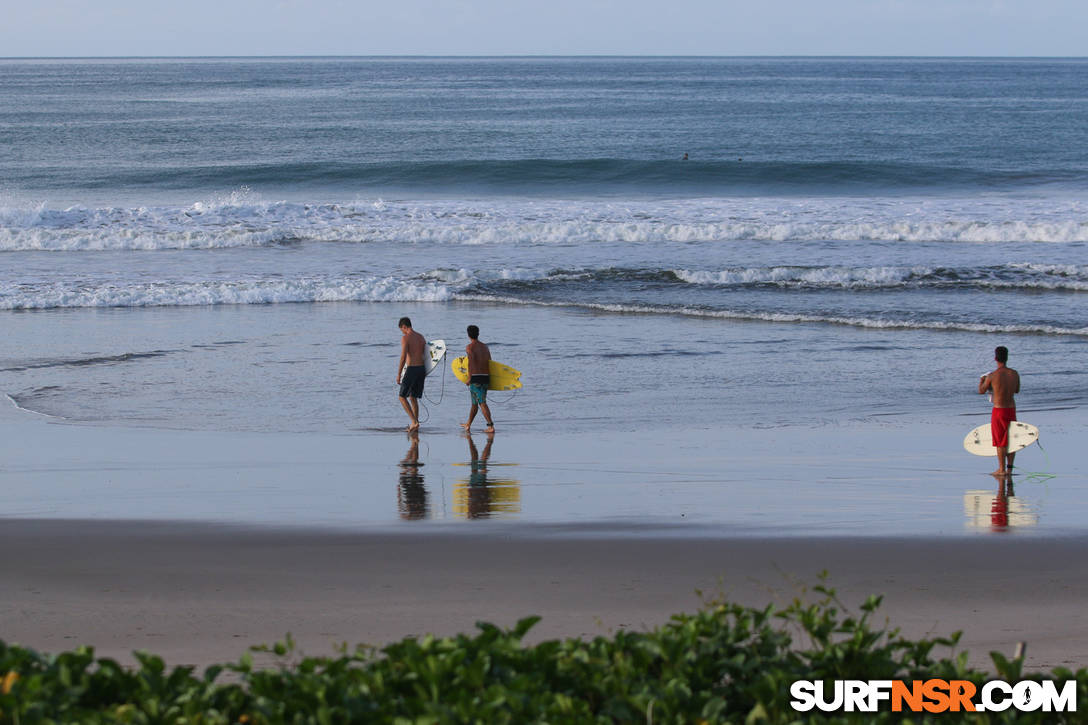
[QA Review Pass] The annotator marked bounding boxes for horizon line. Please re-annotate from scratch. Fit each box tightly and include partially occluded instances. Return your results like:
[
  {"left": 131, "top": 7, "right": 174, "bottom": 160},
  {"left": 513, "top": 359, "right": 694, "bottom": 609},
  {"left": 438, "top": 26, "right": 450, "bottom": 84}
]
[{"left": 3, "top": 54, "right": 1088, "bottom": 61}]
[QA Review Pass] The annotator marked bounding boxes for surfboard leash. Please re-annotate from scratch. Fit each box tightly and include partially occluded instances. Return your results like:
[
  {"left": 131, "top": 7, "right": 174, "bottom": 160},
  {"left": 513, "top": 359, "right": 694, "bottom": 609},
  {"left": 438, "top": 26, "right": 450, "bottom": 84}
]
[
  {"left": 418, "top": 361, "right": 451, "bottom": 423},
  {"left": 1018, "top": 437, "right": 1056, "bottom": 483},
  {"left": 488, "top": 387, "right": 520, "bottom": 405},
  {"left": 423, "top": 352, "right": 449, "bottom": 406}
]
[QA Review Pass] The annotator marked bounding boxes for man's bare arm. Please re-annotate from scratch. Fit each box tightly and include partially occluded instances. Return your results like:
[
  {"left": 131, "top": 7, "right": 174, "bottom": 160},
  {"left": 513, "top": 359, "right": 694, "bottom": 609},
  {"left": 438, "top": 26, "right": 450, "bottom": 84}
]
[{"left": 397, "top": 337, "right": 408, "bottom": 383}]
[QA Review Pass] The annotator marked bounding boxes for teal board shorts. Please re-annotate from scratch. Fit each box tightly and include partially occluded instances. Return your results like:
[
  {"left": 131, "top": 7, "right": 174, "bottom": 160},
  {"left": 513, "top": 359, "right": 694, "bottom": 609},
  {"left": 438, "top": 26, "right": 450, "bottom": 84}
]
[{"left": 469, "top": 374, "right": 489, "bottom": 405}]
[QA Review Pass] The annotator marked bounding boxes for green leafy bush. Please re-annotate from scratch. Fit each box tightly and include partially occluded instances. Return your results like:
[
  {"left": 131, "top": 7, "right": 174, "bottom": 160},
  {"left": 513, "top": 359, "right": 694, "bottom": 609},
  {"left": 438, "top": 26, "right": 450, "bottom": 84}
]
[{"left": 2, "top": 584, "right": 1085, "bottom": 723}]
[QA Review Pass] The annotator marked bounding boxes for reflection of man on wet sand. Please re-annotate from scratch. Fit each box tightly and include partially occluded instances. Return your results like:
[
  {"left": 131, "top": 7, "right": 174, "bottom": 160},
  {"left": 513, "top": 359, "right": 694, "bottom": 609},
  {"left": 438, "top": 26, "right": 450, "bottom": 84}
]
[
  {"left": 463, "top": 432, "right": 494, "bottom": 519},
  {"left": 990, "top": 474, "right": 1014, "bottom": 530},
  {"left": 397, "top": 431, "right": 428, "bottom": 520},
  {"left": 454, "top": 433, "right": 521, "bottom": 519},
  {"left": 468, "top": 433, "right": 494, "bottom": 478},
  {"left": 978, "top": 345, "right": 1020, "bottom": 476}
]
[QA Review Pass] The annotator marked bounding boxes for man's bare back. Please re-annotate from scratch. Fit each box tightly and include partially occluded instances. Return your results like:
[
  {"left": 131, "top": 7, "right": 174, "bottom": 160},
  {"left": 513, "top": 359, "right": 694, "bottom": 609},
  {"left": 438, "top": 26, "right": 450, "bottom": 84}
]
[
  {"left": 466, "top": 339, "right": 491, "bottom": 376},
  {"left": 980, "top": 365, "right": 1019, "bottom": 408},
  {"left": 400, "top": 328, "right": 426, "bottom": 369}
]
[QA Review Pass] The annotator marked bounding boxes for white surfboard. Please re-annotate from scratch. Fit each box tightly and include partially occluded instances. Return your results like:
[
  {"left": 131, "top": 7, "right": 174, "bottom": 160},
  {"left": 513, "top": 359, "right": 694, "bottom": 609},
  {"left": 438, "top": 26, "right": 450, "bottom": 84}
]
[
  {"left": 401, "top": 340, "right": 447, "bottom": 379},
  {"left": 963, "top": 421, "right": 1039, "bottom": 456},
  {"left": 424, "top": 340, "right": 447, "bottom": 376}
]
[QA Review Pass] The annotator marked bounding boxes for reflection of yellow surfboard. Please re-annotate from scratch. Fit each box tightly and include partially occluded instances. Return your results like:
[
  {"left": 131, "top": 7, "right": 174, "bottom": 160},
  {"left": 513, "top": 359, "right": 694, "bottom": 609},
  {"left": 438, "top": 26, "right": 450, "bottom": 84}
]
[
  {"left": 453, "top": 478, "right": 521, "bottom": 518},
  {"left": 451, "top": 356, "right": 522, "bottom": 391}
]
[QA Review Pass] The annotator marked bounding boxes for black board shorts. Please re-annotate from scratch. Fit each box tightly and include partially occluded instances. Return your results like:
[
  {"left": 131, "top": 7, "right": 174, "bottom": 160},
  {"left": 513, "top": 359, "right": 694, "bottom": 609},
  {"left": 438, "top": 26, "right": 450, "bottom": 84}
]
[{"left": 399, "top": 365, "right": 426, "bottom": 398}]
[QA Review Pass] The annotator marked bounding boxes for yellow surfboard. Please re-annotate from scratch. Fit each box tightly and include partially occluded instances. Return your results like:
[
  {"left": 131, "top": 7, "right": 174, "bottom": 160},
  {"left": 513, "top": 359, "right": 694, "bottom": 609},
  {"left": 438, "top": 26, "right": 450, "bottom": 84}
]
[{"left": 450, "top": 356, "right": 523, "bottom": 391}]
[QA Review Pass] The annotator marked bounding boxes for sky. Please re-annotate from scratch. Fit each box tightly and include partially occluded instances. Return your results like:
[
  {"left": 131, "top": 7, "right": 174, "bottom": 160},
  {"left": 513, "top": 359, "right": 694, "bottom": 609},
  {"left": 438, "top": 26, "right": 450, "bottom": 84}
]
[{"left": 2, "top": 0, "right": 1086, "bottom": 57}]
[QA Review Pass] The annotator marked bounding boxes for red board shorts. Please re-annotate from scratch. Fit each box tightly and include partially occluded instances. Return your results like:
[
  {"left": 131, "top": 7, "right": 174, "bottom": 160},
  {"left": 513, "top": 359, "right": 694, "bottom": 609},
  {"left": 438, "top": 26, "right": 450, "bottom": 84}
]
[{"left": 991, "top": 407, "right": 1017, "bottom": 448}]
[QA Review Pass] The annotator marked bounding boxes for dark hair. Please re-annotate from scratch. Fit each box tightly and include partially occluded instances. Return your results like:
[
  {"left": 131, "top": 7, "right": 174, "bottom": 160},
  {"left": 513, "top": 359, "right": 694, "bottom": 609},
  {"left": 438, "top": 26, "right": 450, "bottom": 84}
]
[
  {"left": 398, "top": 317, "right": 412, "bottom": 329},
  {"left": 467, "top": 325, "right": 479, "bottom": 339},
  {"left": 995, "top": 346, "right": 1009, "bottom": 363}
]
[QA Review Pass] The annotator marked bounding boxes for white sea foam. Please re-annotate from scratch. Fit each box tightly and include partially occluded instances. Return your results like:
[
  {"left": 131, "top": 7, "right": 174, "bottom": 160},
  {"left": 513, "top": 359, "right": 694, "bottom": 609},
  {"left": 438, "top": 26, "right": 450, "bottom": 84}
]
[
  {"left": 0, "top": 276, "right": 452, "bottom": 310},
  {"left": 1009, "top": 263, "right": 1088, "bottom": 276},
  {"left": 675, "top": 266, "right": 928, "bottom": 288},
  {"left": 422, "top": 267, "right": 542, "bottom": 284},
  {"left": 674, "top": 264, "right": 1088, "bottom": 290}
]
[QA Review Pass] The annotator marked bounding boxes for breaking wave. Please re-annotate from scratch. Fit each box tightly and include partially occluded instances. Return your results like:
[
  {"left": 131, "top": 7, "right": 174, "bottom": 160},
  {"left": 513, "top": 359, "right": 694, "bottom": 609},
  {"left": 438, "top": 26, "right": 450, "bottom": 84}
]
[
  {"left": 4, "top": 261, "right": 1086, "bottom": 311},
  {"left": 3, "top": 195, "right": 1088, "bottom": 251},
  {"left": 455, "top": 293, "right": 1088, "bottom": 337}
]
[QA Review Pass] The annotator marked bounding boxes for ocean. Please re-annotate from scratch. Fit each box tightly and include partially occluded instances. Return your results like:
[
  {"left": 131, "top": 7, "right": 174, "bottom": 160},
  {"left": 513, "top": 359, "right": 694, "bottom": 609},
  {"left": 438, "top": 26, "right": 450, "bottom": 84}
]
[{"left": 1, "top": 57, "right": 1086, "bottom": 530}]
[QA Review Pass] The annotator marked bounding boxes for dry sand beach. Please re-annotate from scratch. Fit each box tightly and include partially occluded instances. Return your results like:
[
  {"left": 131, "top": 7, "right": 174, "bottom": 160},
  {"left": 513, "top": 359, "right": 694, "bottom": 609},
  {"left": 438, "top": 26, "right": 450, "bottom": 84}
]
[
  {"left": 3, "top": 522, "right": 1088, "bottom": 673},
  {"left": 3, "top": 396, "right": 1087, "bottom": 673}
]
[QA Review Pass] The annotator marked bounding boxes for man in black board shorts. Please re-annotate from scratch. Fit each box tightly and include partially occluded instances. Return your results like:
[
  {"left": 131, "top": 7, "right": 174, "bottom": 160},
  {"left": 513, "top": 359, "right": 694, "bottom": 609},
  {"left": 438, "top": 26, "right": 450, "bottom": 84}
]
[{"left": 396, "top": 317, "right": 426, "bottom": 432}]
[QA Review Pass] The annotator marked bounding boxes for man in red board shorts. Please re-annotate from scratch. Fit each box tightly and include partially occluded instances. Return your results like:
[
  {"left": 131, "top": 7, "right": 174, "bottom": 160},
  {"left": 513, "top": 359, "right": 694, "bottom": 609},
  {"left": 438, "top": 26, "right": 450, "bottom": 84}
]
[{"left": 978, "top": 346, "right": 1020, "bottom": 476}]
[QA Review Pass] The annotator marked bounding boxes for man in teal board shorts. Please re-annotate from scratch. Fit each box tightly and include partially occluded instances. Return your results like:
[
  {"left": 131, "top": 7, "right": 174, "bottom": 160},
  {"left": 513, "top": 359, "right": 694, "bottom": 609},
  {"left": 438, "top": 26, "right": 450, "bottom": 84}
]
[{"left": 461, "top": 324, "right": 495, "bottom": 434}]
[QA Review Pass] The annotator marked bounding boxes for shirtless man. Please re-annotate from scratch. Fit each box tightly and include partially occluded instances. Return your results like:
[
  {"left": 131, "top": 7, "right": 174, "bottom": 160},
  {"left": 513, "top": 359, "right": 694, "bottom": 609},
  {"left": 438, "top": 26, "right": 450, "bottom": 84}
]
[
  {"left": 461, "top": 324, "right": 494, "bottom": 434},
  {"left": 978, "top": 345, "right": 1020, "bottom": 475},
  {"left": 396, "top": 317, "right": 426, "bottom": 432}
]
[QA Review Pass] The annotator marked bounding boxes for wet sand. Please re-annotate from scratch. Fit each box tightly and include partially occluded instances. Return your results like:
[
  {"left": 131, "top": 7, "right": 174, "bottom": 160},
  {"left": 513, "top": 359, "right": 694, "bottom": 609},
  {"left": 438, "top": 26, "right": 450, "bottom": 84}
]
[
  {"left": 3, "top": 519, "right": 1087, "bottom": 672},
  {"left": 4, "top": 392, "right": 1086, "bottom": 535}
]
